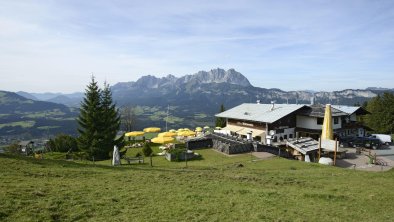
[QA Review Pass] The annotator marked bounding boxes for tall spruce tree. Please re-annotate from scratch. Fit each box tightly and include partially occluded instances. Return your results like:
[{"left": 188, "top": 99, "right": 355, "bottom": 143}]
[
  {"left": 77, "top": 76, "right": 102, "bottom": 159},
  {"left": 77, "top": 77, "right": 123, "bottom": 160},
  {"left": 100, "top": 82, "right": 124, "bottom": 157}
]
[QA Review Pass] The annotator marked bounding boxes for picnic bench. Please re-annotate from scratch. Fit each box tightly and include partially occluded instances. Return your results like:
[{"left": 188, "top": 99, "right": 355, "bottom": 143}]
[{"left": 123, "top": 156, "right": 144, "bottom": 164}]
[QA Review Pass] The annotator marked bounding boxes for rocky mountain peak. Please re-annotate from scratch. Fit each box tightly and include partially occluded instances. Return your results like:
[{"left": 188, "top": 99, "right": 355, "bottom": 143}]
[
  {"left": 178, "top": 68, "right": 252, "bottom": 87},
  {"left": 135, "top": 75, "right": 159, "bottom": 87},
  {"left": 113, "top": 68, "right": 252, "bottom": 90}
]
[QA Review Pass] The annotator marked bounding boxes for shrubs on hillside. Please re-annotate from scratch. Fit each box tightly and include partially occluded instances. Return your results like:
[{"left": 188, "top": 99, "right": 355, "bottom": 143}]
[
  {"left": 47, "top": 134, "right": 78, "bottom": 153},
  {"left": 142, "top": 143, "right": 153, "bottom": 157},
  {"left": 4, "top": 142, "right": 20, "bottom": 154}
]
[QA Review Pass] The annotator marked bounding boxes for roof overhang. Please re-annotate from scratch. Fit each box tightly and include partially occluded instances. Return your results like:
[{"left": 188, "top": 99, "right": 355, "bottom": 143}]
[{"left": 222, "top": 125, "right": 265, "bottom": 137}]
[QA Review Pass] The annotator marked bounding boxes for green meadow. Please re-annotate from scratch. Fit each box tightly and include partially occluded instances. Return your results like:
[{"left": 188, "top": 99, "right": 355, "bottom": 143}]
[
  {"left": 0, "top": 120, "right": 35, "bottom": 128},
  {"left": 1, "top": 149, "right": 394, "bottom": 222}
]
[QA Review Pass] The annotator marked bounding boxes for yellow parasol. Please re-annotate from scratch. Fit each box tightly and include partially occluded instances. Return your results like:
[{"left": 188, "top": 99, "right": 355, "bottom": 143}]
[
  {"left": 178, "top": 130, "right": 196, "bottom": 137},
  {"left": 143, "top": 127, "right": 161, "bottom": 133},
  {"left": 203, "top": 126, "right": 210, "bottom": 129},
  {"left": 195, "top": 127, "right": 203, "bottom": 132},
  {"left": 125, "top": 131, "right": 145, "bottom": 137},
  {"left": 169, "top": 129, "right": 177, "bottom": 133},
  {"left": 151, "top": 136, "right": 175, "bottom": 144},
  {"left": 321, "top": 104, "right": 333, "bottom": 140},
  {"left": 158, "top": 132, "right": 177, "bottom": 137}
]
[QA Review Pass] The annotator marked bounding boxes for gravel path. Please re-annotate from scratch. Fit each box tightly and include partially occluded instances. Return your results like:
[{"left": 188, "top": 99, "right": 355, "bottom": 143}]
[
  {"left": 252, "top": 152, "right": 276, "bottom": 159},
  {"left": 335, "top": 148, "right": 394, "bottom": 172},
  {"left": 251, "top": 148, "right": 393, "bottom": 172}
]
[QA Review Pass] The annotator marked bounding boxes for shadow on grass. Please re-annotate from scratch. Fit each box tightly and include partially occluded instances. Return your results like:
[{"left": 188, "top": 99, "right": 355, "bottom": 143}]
[
  {"left": 0, "top": 153, "right": 132, "bottom": 171},
  {"left": 0, "top": 153, "right": 221, "bottom": 173}
]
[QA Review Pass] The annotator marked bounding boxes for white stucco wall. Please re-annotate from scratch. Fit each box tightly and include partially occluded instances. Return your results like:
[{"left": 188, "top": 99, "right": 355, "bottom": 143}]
[
  {"left": 333, "top": 117, "right": 342, "bottom": 129},
  {"left": 296, "top": 115, "right": 342, "bottom": 130},
  {"left": 274, "top": 128, "right": 295, "bottom": 140}
]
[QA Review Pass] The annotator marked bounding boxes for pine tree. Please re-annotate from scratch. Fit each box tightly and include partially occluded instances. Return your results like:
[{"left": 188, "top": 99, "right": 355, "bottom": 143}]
[
  {"left": 77, "top": 76, "right": 102, "bottom": 159},
  {"left": 100, "top": 82, "right": 124, "bottom": 158},
  {"left": 77, "top": 77, "right": 124, "bottom": 160},
  {"left": 365, "top": 93, "right": 394, "bottom": 134},
  {"left": 215, "top": 104, "right": 226, "bottom": 127}
]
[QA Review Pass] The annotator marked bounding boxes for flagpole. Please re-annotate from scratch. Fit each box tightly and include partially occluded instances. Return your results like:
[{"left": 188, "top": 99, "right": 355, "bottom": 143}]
[
  {"left": 318, "top": 137, "right": 321, "bottom": 161},
  {"left": 334, "top": 138, "right": 337, "bottom": 166}
]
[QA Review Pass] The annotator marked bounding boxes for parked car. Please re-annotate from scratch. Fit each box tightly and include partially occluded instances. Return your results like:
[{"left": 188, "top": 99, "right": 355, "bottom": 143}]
[
  {"left": 370, "top": 134, "right": 392, "bottom": 145},
  {"left": 338, "top": 136, "right": 356, "bottom": 147},
  {"left": 348, "top": 137, "right": 382, "bottom": 149}
]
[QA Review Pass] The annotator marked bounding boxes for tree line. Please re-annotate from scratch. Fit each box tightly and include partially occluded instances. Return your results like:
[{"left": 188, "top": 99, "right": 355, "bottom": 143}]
[{"left": 363, "top": 92, "right": 394, "bottom": 135}]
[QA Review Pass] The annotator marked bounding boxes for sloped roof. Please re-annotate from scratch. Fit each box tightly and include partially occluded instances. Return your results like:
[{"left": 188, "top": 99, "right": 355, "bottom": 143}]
[
  {"left": 298, "top": 104, "right": 347, "bottom": 117},
  {"left": 286, "top": 137, "right": 319, "bottom": 155},
  {"left": 215, "top": 103, "right": 306, "bottom": 124},
  {"left": 18, "top": 141, "right": 34, "bottom": 146},
  {"left": 331, "top": 105, "right": 370, "bottom": 115}
]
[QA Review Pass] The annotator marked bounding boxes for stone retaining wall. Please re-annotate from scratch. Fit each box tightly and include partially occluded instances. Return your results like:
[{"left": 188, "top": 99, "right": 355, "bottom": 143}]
[
  {"left": 212, "top": 139, "right": 252, "bottom": 154},
  {"left": 186, "top": 138, "right": 213, "bottom": 150}
]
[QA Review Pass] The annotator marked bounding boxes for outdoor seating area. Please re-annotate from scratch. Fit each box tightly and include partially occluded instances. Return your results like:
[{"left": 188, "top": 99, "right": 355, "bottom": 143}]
[
  {"left": 125, "top": 143, "right": 144, "bottom": 148},
  {"left": 120, "top": 127, "right": 212, "bottom": 162},
  {"left": 156, "top": 143, "right": 174, "bottom": 156},
  {"left": 123, "top": 156, "right": 144, "bottom": 164}
]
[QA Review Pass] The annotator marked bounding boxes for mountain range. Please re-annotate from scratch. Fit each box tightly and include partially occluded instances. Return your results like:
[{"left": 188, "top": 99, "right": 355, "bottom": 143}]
[
  {"left": 0, "top": 91, "right": 77, "bottom": 139},
  {"left": 2, "top": 68, "right": 393, "bottom": 138},
  {"left": 16, "top": 91, "right": 84, "bottom": 107},
  {"left": 16, "top": 68, "right": 393, "bottom": 108}
]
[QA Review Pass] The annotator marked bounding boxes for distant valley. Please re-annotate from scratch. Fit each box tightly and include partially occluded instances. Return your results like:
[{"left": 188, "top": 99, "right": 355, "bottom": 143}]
[
  {"left": 2, "top": 68, "right": 393, "bottom": 139},
  {"left": 0, "top": 91, "right": 78, "bottom": 140}
]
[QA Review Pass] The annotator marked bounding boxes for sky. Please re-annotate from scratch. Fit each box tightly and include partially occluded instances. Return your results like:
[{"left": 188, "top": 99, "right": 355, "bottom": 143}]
[{"left": 0, "top": 0, "right": 394, "bottom": 93}]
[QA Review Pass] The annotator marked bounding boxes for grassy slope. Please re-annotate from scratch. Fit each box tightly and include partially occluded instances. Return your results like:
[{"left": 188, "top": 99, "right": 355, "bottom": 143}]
[{"left": 1, "top": 152, "right": 394, "bottom": 222}]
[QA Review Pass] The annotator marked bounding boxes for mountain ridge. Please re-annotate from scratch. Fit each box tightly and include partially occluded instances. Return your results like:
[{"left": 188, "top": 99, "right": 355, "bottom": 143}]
[
  {"left": 3, "top": 68, "right": 394, "bottom": 138},
  {"left": 15, "top": 68, "right": 394, "bottom": 106}
]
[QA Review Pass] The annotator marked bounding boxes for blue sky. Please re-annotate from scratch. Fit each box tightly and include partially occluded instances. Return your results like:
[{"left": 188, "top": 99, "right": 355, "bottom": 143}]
[{"left": 0, "top": 0, "right": 393, "bottom": 93}]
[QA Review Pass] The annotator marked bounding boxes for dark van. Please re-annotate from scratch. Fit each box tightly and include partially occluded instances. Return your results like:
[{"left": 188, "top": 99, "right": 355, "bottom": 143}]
[{"left": 348, "top": 137, "right": 382, "bottom": 150}]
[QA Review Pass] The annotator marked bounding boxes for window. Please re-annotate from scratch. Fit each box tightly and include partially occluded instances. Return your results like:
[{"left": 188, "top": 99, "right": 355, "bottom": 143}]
[
  {"left": 289, "top": 134, "right": 293, "bottom": 139},
  {"left": 334, "top": 117, "right": 338, "bottom": 124},
  {"left": 284, "top": 135, "right": 287, "bottom": 140},
  {"left": 276, "top": 129, "right": 284, "bottom": 134},
  {"left": 317, "top": 118, "right": 323, "bottom": 125}
]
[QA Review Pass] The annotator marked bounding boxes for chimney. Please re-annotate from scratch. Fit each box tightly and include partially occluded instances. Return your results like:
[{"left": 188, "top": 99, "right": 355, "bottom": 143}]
[
  {"left": 270, "top": 101, "right": 275, "bottom": 111},
  {"left": 256, "top": 100, "right": 260, "bottom": 104},
  {"left": 310, "top": 96, "right": 315, "bottom": 105}
]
